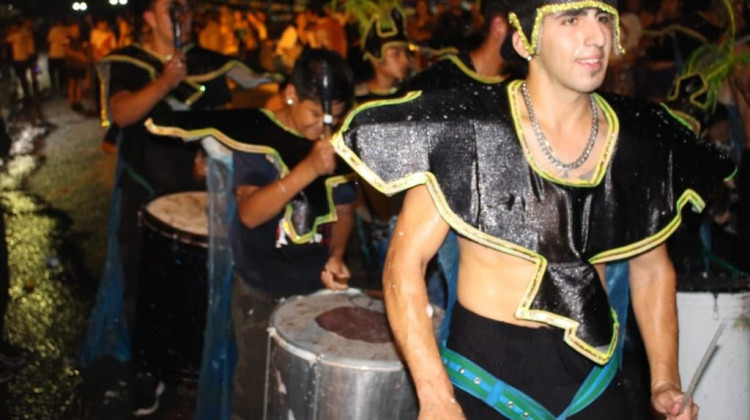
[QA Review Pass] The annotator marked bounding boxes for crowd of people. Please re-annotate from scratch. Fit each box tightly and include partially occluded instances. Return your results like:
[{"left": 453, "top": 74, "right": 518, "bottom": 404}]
[{"left": 0, "top": 0, "right": 748, "bottom": 419}]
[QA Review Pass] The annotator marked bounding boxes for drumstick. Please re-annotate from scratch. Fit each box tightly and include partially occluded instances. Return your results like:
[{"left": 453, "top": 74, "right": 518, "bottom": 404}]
[
  {"left": 170, "top": 1, "right": 182, "bottom": 54},
  {"left": 678, "top": 320, "right": 727, "bottom": 414}
]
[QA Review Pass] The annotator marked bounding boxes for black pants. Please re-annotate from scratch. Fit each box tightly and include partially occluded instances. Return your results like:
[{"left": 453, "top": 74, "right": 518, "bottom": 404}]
[
  {"left": 446, "top": 303, "right": 629, "bottom": 420},
  {"left": 116, "top": 174, "right": 151, "bottom": 321},
  {"left": 48, "top": 58, "right": 66, "bottom": 94},
  {"left": 11, "top": 61, "right": 31, "bottom": 102}
]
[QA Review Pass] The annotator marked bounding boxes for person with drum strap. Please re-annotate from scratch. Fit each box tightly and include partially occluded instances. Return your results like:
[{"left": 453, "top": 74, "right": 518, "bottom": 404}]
[
  {"left": 331, "top": 1, "right": 735, "bottom": 419},
  {"left": 80, "top": 0, "right": 276, "bottom": 416},
  {"left": 144, "top": 48, "right": 357, "bottom": 420}
]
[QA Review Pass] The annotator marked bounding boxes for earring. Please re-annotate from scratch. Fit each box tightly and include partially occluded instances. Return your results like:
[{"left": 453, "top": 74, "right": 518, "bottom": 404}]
[
  {"left": 286, "top": 98, "right": 294, "bottom": 106},
  {"left": 525, "top": 55, "right": 532, "bottom": 62}
]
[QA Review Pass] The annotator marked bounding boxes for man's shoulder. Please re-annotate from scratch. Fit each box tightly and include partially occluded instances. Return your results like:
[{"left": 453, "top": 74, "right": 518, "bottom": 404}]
[
  {"left": 597, "top": 91, "right": 668, "bottom": 130},
  {"left": 105, "top": 44, "right": 145, "bottom": 59}
]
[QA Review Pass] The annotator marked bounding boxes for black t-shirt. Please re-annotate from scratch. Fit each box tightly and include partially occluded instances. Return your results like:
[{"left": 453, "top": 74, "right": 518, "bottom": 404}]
[
  {"left": 231, "top": 110, "right": 355, "bottom": 297},
  {"left": 109, "top": 62, "right": 202, "bottom": 194},
  {"left": 402, "top": 50, "right": 476, "bottom": 92},
  {"left": 107, "top": 46, "right": 232, "bottom": 194}
]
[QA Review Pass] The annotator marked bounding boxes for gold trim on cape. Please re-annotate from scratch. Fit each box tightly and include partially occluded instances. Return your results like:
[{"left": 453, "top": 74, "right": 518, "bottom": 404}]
[
  {"left": 507, "top": 79, "right": 618, "bottom": 187},
  {"left": 443, "top": 54, "right": 507, "bottom": 84},
  {"left": 144, "top": 116, "right": 352, "bottom": 245},
  {"left": 331, "top": 87, "right": 716, "bottom": 364},
  {"left": 96, "top": 44, "right": 256, "bottom": 127}
]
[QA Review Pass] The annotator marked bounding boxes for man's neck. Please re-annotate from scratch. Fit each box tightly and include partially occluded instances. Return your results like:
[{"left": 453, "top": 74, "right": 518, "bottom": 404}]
[
  {"left": 524, "top": 77, "right": 593, "bottom": 129},
  {"left": 469, "top": 41, "right": 504, "bottom": 78},
  {"left": 367, "top": 71, "right": 397, "bottom": 93}
]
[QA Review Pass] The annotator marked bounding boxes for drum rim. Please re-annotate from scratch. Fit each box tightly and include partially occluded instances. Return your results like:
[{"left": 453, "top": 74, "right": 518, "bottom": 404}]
[
  {"left": 269, "top": 289, "right": 408, "bottom": 369},
  {"left": 141, "top": 192, "right": 209, "bottom": 248},
  {"left": 268, "top": 325, "right": 406, "bottom": 371}
]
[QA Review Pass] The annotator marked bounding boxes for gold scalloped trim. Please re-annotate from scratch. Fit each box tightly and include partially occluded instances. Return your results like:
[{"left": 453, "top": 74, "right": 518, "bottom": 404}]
[
  {"left": 332, "top": 90, "right": 618, "bottom": 364},
  {"left": 666, "top": 74, "right": 709, "bottom": 110},
  {"left": 442, "top": 55, "right": 507, "bottom": 84},
  {"left": 332, "top": 84, "right": 725, "bottom": 363},
  {"left": 259, "top": 108, "right": 304, "bottom": 137},
  {"left": 507, "top": 79, "right": 619, "bottom": 187},
  {"left": 509, "top": 2, "right": 623, "bottom": 57},
  {"left": 589, "top": 190, "right": 705, "bottom": 264},
  {"left": 144, "top": 117, "right": 352, "bottom": 244},
  {"left": 96, "top": 44, "right": 250, "bottom": 126}
]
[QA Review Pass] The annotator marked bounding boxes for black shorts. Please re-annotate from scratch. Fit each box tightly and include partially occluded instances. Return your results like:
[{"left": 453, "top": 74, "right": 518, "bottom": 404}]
[{"left": 445, "top": 303, "right": 629, "bottom": 420}]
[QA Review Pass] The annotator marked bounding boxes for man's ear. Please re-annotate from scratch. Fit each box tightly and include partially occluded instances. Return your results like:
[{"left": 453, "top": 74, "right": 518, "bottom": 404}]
[
  {"left": 491, "top": 16, "right": 509, "bottom": 42},
  {"left": 143, "top": 10, "right": 157, "bottom": 30},
  {"left": 512, "top": 30, "right": 531, "bottom": 58},
  {"left": 284, "top": 83, "right": 299, "bottom": 104}
]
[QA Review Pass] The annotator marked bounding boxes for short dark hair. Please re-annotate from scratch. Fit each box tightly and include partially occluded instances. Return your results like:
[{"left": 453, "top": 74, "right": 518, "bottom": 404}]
[
  {"left": 289, "top": 48, "right": 355, "bottom": 106},
  {"left": 133, "top": 0, "right": 158, "bottom": 16},
  {"left": 480, "top": 0, "right": 509, "bottom": 34},
  {"left": 132, "top": 0, "right": 158, "bottom": 37}
]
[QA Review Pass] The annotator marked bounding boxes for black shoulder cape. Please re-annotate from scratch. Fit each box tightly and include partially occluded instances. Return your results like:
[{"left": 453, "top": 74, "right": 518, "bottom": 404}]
[
  {"left": 97, "top": 44, "right": 275, "bottom": 126},
  {"left": 333, "top": 80, "right": 734, "bottom": 364},
  {"left": 146, "top": 108, "right": 352, "bottom": 244}
]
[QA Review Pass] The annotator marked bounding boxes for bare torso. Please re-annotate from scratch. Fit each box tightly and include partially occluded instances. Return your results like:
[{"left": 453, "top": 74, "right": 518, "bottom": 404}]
[
  {"left": 456, "top": 238, "right": 606, "bottom": 328},
  {"left": 456, "top": 84, "right": 611, "bottom": 328}
]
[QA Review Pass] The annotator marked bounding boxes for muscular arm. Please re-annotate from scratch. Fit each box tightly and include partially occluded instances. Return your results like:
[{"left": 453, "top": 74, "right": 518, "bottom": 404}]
[
  {"left": 109, "top": 56, "right": 185, "bottom": 127},
  {"left": 383, "top": 185, "right": 464, "bottom": 419},
  {"left": 236, "top": 138, "right": 334, "bottom": 229},
  {"left": 329, "top": 202, "right": 353, "bottom": 261},
  {"left": 320, "top": 202, "right": 354, "bottom": 290},
  {"left": 630, "top": 243, "right": 695, "bottom": 419}
]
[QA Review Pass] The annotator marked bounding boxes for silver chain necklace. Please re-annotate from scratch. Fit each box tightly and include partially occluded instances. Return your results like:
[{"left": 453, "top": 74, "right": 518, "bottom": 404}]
[{"left": 520, "top": 81, "right": 599, "bottom": 179}]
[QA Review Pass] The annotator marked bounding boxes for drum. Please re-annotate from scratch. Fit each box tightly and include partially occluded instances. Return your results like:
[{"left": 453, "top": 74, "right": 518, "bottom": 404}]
[
  {"left": 265, "top": 289, "right": 443, "bottom": 420},
  {"left": 676, "top": 275, "right": 750, "bottom": 420},
  {"left": 134, "top": 191, "right": 209, "bottom": 381}
]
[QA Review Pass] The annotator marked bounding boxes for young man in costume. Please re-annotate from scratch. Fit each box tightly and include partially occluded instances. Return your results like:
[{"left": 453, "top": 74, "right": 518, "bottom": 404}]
[
  {"left": 145, "top": 48, "right": 356, "bottom": 420},
  {"left": 333, "top": 0, "right": 733, "bottom": 418},
  {"left": 80, "top": 0, "right": 273, "bottom": 414},
  {"left": 403, "top": 0, "right": 511, "bottom": 92},
  {"left": 348, "top": 1, "right": 412, "bottom": 102}
]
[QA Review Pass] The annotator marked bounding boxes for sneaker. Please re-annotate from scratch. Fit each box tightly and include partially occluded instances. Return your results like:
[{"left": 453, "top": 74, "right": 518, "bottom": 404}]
[{"left": 131, "top": 372, "right": 165, "bottom": 417}]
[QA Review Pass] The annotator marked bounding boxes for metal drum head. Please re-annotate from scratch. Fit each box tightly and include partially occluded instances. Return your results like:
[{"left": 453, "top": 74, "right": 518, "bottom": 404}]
[
  {"left": 145, "top": 191, "right": 209, "bottom": 237},
  {"left": 270, "top": 289, "right": 443, "bottom": 369}
]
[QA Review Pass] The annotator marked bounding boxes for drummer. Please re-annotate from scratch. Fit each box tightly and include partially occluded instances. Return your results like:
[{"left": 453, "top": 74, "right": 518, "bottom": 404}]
[
  {"left": 81, "top": 0, "right": 273, "bottom": 414},
  {"left": 144, "top": 48, "right": 356, "bottom": 420}
]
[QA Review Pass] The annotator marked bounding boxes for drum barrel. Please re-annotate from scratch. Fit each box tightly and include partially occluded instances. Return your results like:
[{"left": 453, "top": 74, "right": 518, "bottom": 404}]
[
  {"left": 133, "top": 194, "right": 209, "bottom": 382},
  {"left": 264, "top": 290, "right": 441, "bottom": 420},
  {"left": 265, "top": 328, "right": 418, "bottom": 420},
  {"left": 677, "top": 288, "right": 750, "bottom": 420}
]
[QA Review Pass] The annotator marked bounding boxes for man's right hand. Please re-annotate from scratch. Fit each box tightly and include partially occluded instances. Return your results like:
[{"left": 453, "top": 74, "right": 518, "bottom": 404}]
[
  {"left": 159, "top": 54, "right": 187, "bottom": 91},
  {"left": 304, "top": 138, "right": 336, "bottom": 176}
]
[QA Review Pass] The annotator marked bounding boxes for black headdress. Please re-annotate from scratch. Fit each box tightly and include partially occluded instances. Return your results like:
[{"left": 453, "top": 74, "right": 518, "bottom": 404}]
[{"left": 507, "top": 0, "right": 623, "bottom": 56}]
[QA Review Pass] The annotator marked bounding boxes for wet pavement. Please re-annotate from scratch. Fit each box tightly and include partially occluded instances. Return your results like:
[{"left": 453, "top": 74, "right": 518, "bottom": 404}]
[
  {"left": 0, "top": 96, "right": 112, "bottom": 419},
  {"left": 0, "top": 91, "right": 208, "bottom": 419}
]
